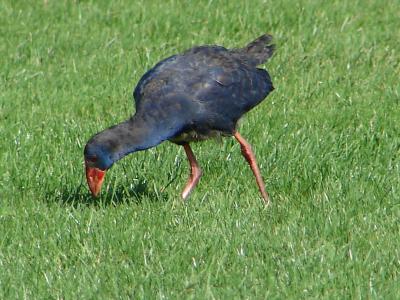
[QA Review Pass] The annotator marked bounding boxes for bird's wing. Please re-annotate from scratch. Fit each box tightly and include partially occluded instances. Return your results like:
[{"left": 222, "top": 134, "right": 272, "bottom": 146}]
[{"left": 191, "top": 59, "right": 274, "bottom": 125}]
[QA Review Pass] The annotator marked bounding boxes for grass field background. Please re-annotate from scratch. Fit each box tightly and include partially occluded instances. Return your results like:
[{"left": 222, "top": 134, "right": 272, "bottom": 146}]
[{"left": 1, "top": 0, "right": 399, "bottom": 298}]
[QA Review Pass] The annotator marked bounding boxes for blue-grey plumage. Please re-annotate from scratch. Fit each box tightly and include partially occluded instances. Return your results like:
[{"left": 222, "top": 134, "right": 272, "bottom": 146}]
[
  {"left": 133, "top": 38, "right": 274, "bottom": 142},
  {"left": 84, "top": 34, "right": 275, "bottom": 202}
]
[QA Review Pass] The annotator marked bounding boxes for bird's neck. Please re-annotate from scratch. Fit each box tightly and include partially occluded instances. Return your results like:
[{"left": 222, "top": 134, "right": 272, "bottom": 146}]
[{"left": 93, "top": 115, "right": 165, "bottom": 163}]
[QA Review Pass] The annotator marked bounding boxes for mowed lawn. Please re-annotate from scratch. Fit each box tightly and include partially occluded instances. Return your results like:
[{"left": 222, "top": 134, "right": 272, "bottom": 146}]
[{"left": 1, "top": 0, "right": 399, "bottom": 298}]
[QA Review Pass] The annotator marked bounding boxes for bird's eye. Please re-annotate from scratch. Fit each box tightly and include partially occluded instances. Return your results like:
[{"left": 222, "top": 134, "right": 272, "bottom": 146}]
[{"left": 87, "top": 156, "right": 97, "bottom": 162}]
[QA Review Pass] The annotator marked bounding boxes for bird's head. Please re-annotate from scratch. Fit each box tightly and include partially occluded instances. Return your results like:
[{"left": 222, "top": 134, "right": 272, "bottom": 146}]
[
  {"left": 83, "top": 118, "right": 166, "bottom": 197},
  {"left": 84, "top": 139, "right": 115, "bottom": 197}
]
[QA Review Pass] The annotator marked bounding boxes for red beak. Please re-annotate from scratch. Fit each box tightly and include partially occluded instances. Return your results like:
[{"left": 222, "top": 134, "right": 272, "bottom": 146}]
[{"left": 85, "top": 164, "right": 106, "bottom": 197}]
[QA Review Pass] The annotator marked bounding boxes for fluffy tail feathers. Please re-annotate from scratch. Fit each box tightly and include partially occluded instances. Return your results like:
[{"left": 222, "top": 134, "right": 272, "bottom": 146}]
[{"left": 234, "top": 34, "right": 275, "bottom": 66}]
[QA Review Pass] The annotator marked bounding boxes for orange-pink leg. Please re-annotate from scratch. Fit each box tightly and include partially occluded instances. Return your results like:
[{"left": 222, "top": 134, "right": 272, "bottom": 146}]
[
  {"left": 234, "top": 132, "right": 270, "bottom": 205},
  {"left": 182, "top": 143, "right": 202, "bottom": 200}
]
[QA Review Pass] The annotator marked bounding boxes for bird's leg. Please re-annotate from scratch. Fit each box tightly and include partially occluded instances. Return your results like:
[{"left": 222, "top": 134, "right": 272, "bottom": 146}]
[
  {"left": 234, "top": 131, "right": 270, "bottom": 205},
  {"left": 181, "top": 143, "right": 202, "bottom": 200}
]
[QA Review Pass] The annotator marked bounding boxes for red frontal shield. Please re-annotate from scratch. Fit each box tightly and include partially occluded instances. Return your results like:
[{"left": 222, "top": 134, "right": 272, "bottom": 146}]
[{"left": 85, "top": 164, "right": 106, "bottom": 197}]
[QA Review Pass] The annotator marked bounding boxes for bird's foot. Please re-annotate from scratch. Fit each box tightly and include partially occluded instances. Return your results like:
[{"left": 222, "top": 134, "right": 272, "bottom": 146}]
[{"left": 181, "top": 168, "right": 202, "bottom": 200}]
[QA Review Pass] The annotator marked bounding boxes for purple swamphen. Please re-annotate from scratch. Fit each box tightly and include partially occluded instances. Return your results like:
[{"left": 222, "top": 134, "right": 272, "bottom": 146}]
[{"left": 84, "top": 34, "right": 275, "bottom": 204}]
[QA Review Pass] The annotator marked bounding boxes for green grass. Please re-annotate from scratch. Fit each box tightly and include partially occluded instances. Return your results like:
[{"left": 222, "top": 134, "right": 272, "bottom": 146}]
[{"left": 1, "top": 0, "right": 400, "bottom": 298}]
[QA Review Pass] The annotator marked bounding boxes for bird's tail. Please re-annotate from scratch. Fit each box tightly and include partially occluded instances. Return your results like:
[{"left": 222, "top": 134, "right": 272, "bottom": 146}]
[{"left": 233, "top": 34, "right": 275, "bottom": 66}]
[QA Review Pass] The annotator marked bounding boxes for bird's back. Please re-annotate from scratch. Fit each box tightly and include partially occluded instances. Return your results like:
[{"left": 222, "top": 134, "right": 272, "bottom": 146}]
[{"left": 133, "top": 35, "right": 275, "bottom": 141}]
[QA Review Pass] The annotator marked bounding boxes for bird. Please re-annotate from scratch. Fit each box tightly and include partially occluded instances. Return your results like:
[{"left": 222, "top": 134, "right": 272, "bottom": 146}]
[{"left": 84, "top": 34, "right": 275, "bottom": 204}]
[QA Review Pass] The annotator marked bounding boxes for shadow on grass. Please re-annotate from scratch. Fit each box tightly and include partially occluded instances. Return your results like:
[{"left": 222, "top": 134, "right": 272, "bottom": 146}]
[{"left": 46, "top": 178, "right": 170, "bottom": 208}]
